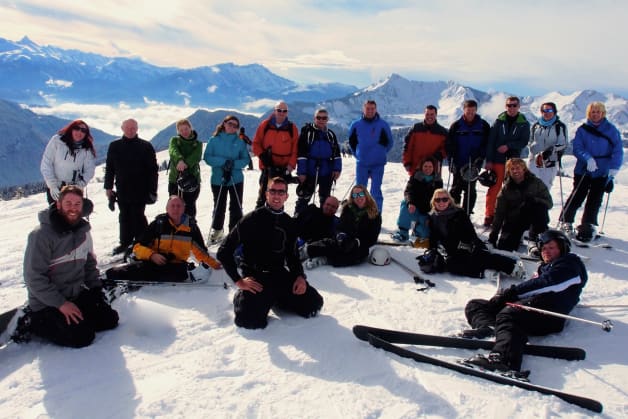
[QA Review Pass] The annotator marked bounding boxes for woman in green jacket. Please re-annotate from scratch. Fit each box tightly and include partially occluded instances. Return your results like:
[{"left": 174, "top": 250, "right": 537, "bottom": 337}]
[{"left": 168, "top": 119, "right": 203, "bottom": 218}]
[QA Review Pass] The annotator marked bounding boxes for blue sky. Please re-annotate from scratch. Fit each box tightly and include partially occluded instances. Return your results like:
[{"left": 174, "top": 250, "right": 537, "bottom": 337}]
[{"left": 1, "top": 0, "right": 627, "bottom": 96}]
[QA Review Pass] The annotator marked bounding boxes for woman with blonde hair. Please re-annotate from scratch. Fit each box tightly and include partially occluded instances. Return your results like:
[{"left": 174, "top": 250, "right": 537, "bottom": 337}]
[{"left": 301, "top": 184, "right": 382, "bottom": 269}]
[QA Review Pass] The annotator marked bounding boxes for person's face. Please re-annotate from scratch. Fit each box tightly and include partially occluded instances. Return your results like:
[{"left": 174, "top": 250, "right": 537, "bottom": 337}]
[
  {"left": 71, "top": 124, "right": 88, "bottom": 142},
  {"left": 122, "top": 120, "right": 138, "bottom": 138},
  {"left": 178, "top": 123, "right": 192, "bottom": 138},
  {"left": 351, "top": 188, "right": 367, "bottom": 208},
  {"left": 223, "top": 119, "right": 239, "bottom": 134},
  {"left": 274, "top": 104, "right": 288, "bottom": 123},
  {"left": 56, "top": 192, "right": 83, "bottom": 225},
  {"left": 421, "top": 161, "right": 435, "bottom": 176},
  {"left": 322, "top": 197, "right": 339, "bottom": 216},
  {"left": 589, "top": 107, "right": 604, "bottom": 123},
  {"left": 363, "top": 103, "right": 377, "bottom": 119},
  {"left": 463, "top": 105, "right": 477, "bottom": 121},
  {"left": 314, "top": 112, "right": 329, "bottom": 130},
  {"left": 266, "top": 182, "right": 288, "bottom": 210},
  {"left": 541, "top": 105, "right": 555, "bottom": 121},
  {"left": 541, "top": 240, "right": 561, "bottom": 263},
  {"left": 424, "top": 109, "right": 437, "bottom": 125},
  {"left": 433, "top": 193, "right": 450, "bottom": 211},
  {"left": 509, "top": 163, "right": 525, "bottom": 183},
  {"left": 505, "top": 100, "right": 520, "bottom": 117},
  {"left": 166, "top": 197, "right": 185, "bottom": 222}
]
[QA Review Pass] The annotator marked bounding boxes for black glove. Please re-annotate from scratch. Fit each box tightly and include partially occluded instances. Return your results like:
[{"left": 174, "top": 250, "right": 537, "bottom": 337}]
[
  {"left": 223, "top": 159, "right": 234, "bottom": 183},
  {"left": 260, "top": 147, "right": 273, "bottom": 167},
  {"left": 487, "top": 231, "right": 498, "bottom": 247},
  {"left": 146, "top": 191, "right": 157, "bottom": 204},
  {"left": 108, "top": 191, "right": 117, "bottom": 212},
  {"left": 605, "top": 177, "right": 614, "bottom": 193},
  {"left": 487, "top": 285, "right": 518, "bottom": 310},
  {"left": 541, "top": 147, "right": 553, "bottom": 160}
]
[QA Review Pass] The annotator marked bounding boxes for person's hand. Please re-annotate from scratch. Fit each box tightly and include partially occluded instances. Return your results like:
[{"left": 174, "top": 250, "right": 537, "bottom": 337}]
[
  {"left": 292, "top": 275, "right": 307, "bottom": 295},
  {"left": 235, "top": 277, "right": 263, "bottom": 294},
  {"left": 176, "top": 160, "right": 187, "bottom": 172},
  {"left": 298, "top": 175, "right": 306, "bottom": 183},
  {"left": 497, "top": 145, "right": 509, "bottom": 154},
  {"left": 49, "top": 187, "right": 60, "bottom": 201},
  {"left": 586, "top": 158, "right": 598, "bottom": 173},
  {"left": 408, "top": 204, "right": 416, "bottom": 214},
  {"left": 106, "top": 189, "right": 114, "bottom": 199},
  {"left": 605, "top": 177, "right": 614, "bottom": 193},
  {"left": 58, "top": 301, "right": 83, "bottom": 325},
  {"left": 150, "top": 253, "right": 168, "bottom": 265},
  {"left": 485, "top": 162, "right": 493, "bottom": 170},
  {"left": 332, "top": 171, "right": 341, "bottom": 181}
]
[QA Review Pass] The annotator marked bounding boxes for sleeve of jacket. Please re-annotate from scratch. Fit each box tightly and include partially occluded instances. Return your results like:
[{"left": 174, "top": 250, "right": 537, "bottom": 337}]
[
  {"left": 143, "top": 142, "right": 158, "bottom": 194},
  {"left": 24, "top": 230, "right": 66, "bottom": 309},
  {"left": 168, "top": 137, "right": 184, "bottom": 167},
  {"left": 404, "top": 177, "right": 418, "bottom": 205},
  {"left": 203, "top": 137, "right": 227, "bottom": 168},
  {"left": 132, "top": 220, "right": 161, "bottom": 260},
  {"left": 84, "top": 249, "right": 101, "bottom": 289},
  {"left": 609, "top": 125, "right": 624, "bottom": 170},
  {"left": 532, "top": 177, "right": 553, "bottom": 209},
  {"left": 103, "top": 141, "right": 116, "bottom": 190},
  {"left": 233, "top": 140, "right": 250, "bottom": 171},
  {"left": 359, "top": 214, "right": 382, "bottom": 249},
  {"left": 289, "top": 124, "right": 299, "bottom": 169},
  {"left": 491, "top": 191, "right": 507, "bottom": 233},
  {"left": 507, "top": 120, "right": 530, "bottom": 154},
  {"left": 79, "top": 151, "right": 96, "bottom": 186},
  {"left": 514, "top": 256, "right": 584, "bottom": 300},
  {"left": 348, "top": 122, "right": 358, "bottom": 152},
  {"left": 190, "top": 224, "right": 221, "bottom": 269},
  {"left": 383, "top": 122, "right": 394, "bottom": 153},
  {"left": 296, "top": 126, "right": 310, "bottom": 176},
  {"left": 217, "top": 223, "right": 244, "bottom": 282},
  {"left": 40, "top": 136, "right": 60, "bottom": 189},
  {"left": 402, "top": 127, "right": 415, "bottom": 167},
  {"left": 252, "top": 120, "right": 268, "bottom": 158},
  {"left": 445, "top": 122, "right": 459, "bottom": 158},
  {"left": 486, "top": 124, "right": 498, "bottom": 163},
  {"left": 330, "top": 130, "right": 342, "bottom": 172}
]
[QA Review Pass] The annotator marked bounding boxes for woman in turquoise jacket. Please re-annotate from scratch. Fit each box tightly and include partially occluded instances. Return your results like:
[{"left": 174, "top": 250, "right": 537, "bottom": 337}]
[
  {"left": 203, "top": 115, "right": 250, "bottom": 244},
  {"left": 168, "top": 119, "right": 203, "bottom": 218}
]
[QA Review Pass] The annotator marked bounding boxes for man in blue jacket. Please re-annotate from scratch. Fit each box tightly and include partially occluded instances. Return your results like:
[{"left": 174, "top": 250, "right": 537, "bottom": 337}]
[
  {"left": 463, "top": 230, "right": 587, "bottom": 373},
  {"left": 348, "top": 100, "right": 393, "bottom": 211},
  {"left": 559, "top": 101, "right": 623, "bottom": 242}
]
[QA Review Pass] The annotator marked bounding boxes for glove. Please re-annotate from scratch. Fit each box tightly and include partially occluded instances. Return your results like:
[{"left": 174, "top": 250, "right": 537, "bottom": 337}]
[
  {"left": 108, "top": 191, "right": 117, "bottom": 211},
  {"left": 487, "top": 285, "right": 518, "bottom": 309},
  {"left": 146, "top": 192, "right": 157, "bottom": 204},
  {"left": 260, "top": 148, "right": 273, "bottom": 167},
  {"left": 223, "top": 159, "right": 234, "bottom": 183},
  {"left": 487, "top": 231, "right": 498, "bottom": 248},
  {"left": 541, "top": 147, "right": 553, "bottom": 160},
  {"left": 586, "top": 158, "right": 598, "bottom": 173},
  {"left": 49, "top": 187, "right": 61, "bottom": 201},
  {"left": 605, "top": 177, "right": 614, "bottom": 193}
]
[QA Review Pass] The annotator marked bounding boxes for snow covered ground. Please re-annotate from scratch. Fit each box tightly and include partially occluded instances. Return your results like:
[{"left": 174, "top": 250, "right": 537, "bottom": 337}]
[{"left": 0, "top": 152, "right": 627, "bottom": 418}]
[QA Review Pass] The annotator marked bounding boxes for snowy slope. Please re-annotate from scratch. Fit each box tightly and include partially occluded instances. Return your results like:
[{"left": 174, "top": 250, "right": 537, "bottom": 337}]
[{"left": 0, "top": 152, "right": 627, "bottom": 418}]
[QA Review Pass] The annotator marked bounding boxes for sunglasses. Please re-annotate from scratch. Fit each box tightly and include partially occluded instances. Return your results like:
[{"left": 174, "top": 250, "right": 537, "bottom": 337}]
[
  {"left": 434, "top": 197, "right": 449, "bottom": 203},
  {"left": 506, "top": 103, "right": 519, "bottom": 108},
  {"left": 541, "top": 109, "right": 555, "bottom": 114},
  {"left": 351, "top": 191, "right": 366, "bottom": 199},
  {"left": 225, "top": 121, "right": 239, "bottom": 128},
  {"left": 275, "top": 109, "right": 288, "bottom": 113},
  {"left": 74, "top": 127, "right": 88, "bottom": 133},
  {"left": 315, "top": 116, "right": 328, "bottom": 120},
  {"left": 268, "top": 188, "right": 287, "bottom": 196}
]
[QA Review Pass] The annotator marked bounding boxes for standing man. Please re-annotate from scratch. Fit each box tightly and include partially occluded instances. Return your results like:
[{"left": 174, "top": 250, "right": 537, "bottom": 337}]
[
  {"left": 348, "top": 100, "right": 394, "bottom": 211},
  {"left": 295, "top": 108, "right": 342, "bottom": 215},
  {"left": 252, "top": 101, "right": 299, "bottom": 208},
  {"left": 484, "top": 97, "right": 530, "bottom": 227},
  {"left": 24, "top": 186, "right": 119, "bottom": 348},
  {"left": 105, "top": 119, "right": 158, "bottom": 255},
  {"left": 217, "top": 177, "right": 324, "bottom": 329},
  {"left": 446, "top": 100, "right": 490, "bottom": 215},
  {"left": 402, "top": 105, "right": 448, "bottom": 176}
]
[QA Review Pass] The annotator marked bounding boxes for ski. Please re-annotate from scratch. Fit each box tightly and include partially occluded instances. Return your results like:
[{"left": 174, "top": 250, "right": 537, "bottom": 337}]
[
  {"left": 376, "top": 240, "right": 412, "bottom": 247},
  {"left": 365, "top": 334, "right": 602, "bottom": 413},
  {"left": 102, "top": 278, "right": 229, "bottom": 304},
  {"left": 352, "top": 325, "right": 586, "bottom": 360},
  {"left": 0, "top": 306, "right": 30, "bottom": 348},
  {"left": 389, "top": 256, "right": 436, "bottom": 289}
]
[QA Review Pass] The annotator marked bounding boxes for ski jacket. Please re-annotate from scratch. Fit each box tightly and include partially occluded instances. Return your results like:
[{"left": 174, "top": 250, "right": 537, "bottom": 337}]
[
  {"left": 203, "top": 131, "right": 250, "bottom": 186},
  {"left": 40, "top": 134, "right": 96, "bottom": 190},
  {"left": 348, "top": 113, "right": 393, "bottom": 167},
  {"left": 513, "top": 253, "right": 588, "bottom": 315},
  {"left": 446, "top": 115, "right": 490, "bottom": 170},
  {"left": 528, "top": 119, "right": 567, "bottom": 166},
  {"left": 572, "top": 118, "right": 623, "bottom": 178},
  {"left": 217, "top": 205, "right": 304, "bottom": 282},
  {"left": 133, "top": 213, "right": 220, "bottom": 268},
  {"left": 104, "top": 136, "right": 158, "bottom": 203},
  {"left": 168, "top": 131, "right": 203, "bottom": 184},
  {"left": 24, "top": 207, "right": 100, "bottom": 312},
  {"left": 487, "top": 112, "right": 530, "bottom": 164},
  {"left": 402, "top": 121, "right": 448, "bottom": 174},
  {"left": 336, "top": 204, "right": 382, "bottom": 259},
  {"left": 252, "top": 118, "right": 299, "bottom": 170},
  {"left": 492, "top": 171, "right": 552, "bottom": 232},
  {"left": 296, "top": 204, "right": 339, "bottom": 243},
  {"left": 404, "top": 172, "right": 444, "bottom": 214},
  {"left": 296, "top": 123, "right": 342, "bottom": 178},
  {"left": 429, "top": 206, "right": 484, "bottom": 257}
]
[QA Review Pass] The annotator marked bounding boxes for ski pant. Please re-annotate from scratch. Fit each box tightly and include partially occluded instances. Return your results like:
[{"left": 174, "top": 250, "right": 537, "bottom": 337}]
[
  {"left": 560, "top": 174, "right": 608, "bottom": 226},
  {"left": 30, "top": 288, "right": 119, "bottom": 348},
  {"left": 233, "top": 269, "right": 324, "bottom": 329},
  {"left": 168, "top": 182, "right": 201, "bottom": 219},
  {"left": 495, "top": 202, "right": 549, "bottom": 251},
  {"left": 446, "top": 248, "right": 516, "bottom": 279},
  {"left": 484, "top": 163, "right": 506, "bottom": 218},
  {"left": 117, "top": 201, "right": 148, "bottom": 247},
  {"left": 396, "top": 200, "right": 429, "bottom": 238},
  {"left": 465, "top": 298, "right": 565, "bottom": 371},
  {"left": 295, "top": 175, "right": 333, "bottom": 216},
  {"left": 355, "top": 163, "right": 385, "bottom": 212},
  {"left": 211, "top": 182, "right": 244, "bottom": 231},
  {"left": 306, "top": 237, "right": 367, "bottom": 267},
  {"left": 450, "top": 172, "right": 478, "bottom": 215}
]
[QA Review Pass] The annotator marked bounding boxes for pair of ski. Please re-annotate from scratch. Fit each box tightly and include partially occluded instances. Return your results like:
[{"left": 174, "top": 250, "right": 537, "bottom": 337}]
[
  {"left": 353, "top": 325, "right": 602, "bottom": 413},
  {"left": 102, "top": 278, "right": 229, "bottom": 303}
]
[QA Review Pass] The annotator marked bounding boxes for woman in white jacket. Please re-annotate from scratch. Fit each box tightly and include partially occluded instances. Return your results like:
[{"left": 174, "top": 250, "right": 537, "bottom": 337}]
[
  {"left": 527, "top": 102, "right": 567, "bottom": 190},
  {"left": 40, "top": 120, "right": 96, "bottom": 203}
]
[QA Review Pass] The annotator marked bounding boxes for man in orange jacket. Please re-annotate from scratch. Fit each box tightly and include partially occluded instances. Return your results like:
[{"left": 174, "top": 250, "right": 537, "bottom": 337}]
[{"left": 402, "top": 105, "right": 448, "bottom": 176}]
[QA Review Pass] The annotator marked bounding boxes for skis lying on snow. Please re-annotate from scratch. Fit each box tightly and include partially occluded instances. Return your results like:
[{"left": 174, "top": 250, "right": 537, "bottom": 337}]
[
  {"left": 572, "top": 235, "right": 612, "bottom": 249},
  {"left": 363, "top": 333, "right": 602, "bottom": 413},
  {"left": 102, "top": 278, "right": 229, "bottom": 303},
  {"left": 352, "top": 325, "right": 586, "bottom": 360}
]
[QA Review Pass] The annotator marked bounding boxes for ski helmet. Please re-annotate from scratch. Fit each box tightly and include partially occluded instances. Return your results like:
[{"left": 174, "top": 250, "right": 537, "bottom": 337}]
[
  {"left": 537, "top": 229, "right": 571, "bottom": 255},
  {"left": 460, "top": 163, "right": 480, "bottom": 182},
  {"left": 369, "top": 247, "right": 391, "bottom": 266},
  {"left": 478, "top": 170, "right": 497, "bottom": 187},
  {"left": 177, "top": 171, "right": 199, "bottom": 193}
]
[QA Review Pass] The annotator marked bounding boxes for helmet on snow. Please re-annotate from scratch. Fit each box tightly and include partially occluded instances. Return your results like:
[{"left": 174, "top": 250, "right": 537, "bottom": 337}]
[
  {"left": 477, "top": 170, "right": 497, "bottom": 187},
  {"left": 537, "top": 229, "right": 571, "bottom": 255},
  {"left": 369, "top": 247, "right": 391, "bottom": 266}
]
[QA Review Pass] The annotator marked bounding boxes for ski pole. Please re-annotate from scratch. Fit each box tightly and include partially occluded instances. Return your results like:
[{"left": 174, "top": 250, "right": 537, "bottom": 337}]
[
  {"left": 599, "top": 191, "right": 611, "bottom": 235},
  {"left": 556, "top": 159, "right": 565, "bottom": 228},
  {"left": 446, "top": 158, "right": 452, "bottom": 189},
  {"left": 506, "top": 302, "right": 613, "bottom": 332},
  {"left": 558, "top": 174, "right": 586, "bottom": 225}
]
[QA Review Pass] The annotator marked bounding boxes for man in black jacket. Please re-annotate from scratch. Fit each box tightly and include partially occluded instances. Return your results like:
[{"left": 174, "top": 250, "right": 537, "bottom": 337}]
[
  {"left": 217, "top": 177, "right": 324, "bottom": 329},
  {"left": 104, "top": 119, "right": 158, "bottom": 255}
]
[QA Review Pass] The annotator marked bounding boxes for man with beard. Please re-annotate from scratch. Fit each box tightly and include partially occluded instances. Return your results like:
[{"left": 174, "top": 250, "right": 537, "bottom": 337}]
[{"left": 24, "top": 186, "right": 119, "bottom": 348}]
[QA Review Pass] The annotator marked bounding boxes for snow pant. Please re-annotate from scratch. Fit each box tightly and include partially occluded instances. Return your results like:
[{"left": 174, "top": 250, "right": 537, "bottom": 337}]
[
  {"left": 117, "top": 201, "right": 148, "bottom": 247},
  {"left": 29, "top": 288, "right": 119, "bottom": 348},
  {"left": 355, "top": 163, "right": 385, "bottom": 212},
  {"left": 168, "top": 182, "right": 201, "bottom": 219},
  {"left": 484, "top": 162, "right": 506, "bottom": 218},
  {"left": 256, "top": 167, "right": 292, "bottom": 208},
  {"left": 446, "top": 248, "right": 516, "bottom": 279},
  {"left": 295, "top": 175, "right": 333, "bottom": 216},
  {"left": 496, "top": 202, "right": 549, "bottom": 251},
  {"left": 465, "top": 298, "right": 565, "bottom": 371},
  {"left": 560, "top": 174, "right": 608, "bottom": 226},
  {"left": 233, "top": 269, "right": 324, "bottom": 329},
  {"left": 450, "top": 172, "right": 478, "bottom": 215},
  {"left": 396, "top": 200, "right": 429, "bottom": 238},
  {"left": 527, "top": 159, "right": 558, "bottom": 191},
  {"left": 106, "top": 261, "right": 190, "bottom": 282},
  {"left": 210, "top": 182, "right": 243, "bottom": 231},
  {"left": 306, "top": 237, "right": 368, "bottom": 267}
]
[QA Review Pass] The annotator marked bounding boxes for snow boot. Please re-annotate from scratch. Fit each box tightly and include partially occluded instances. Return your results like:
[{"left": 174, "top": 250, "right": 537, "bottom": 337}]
[
  {"left": 575, "top": 223, "right": 596, "bottom": 243},
  {"left": 305, "top": 257, "right": 328, "bottom": 270}
]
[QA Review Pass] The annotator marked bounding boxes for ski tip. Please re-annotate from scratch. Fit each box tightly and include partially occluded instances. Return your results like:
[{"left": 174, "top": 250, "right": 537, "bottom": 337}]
[{"left": 352, "top": 325, "right": 370, "bottom": 341}]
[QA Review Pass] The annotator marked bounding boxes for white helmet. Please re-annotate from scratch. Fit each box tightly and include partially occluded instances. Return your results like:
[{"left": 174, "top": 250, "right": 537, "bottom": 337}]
[{"left": 369, "top": 247, "right": 391, "bottom": 266}]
